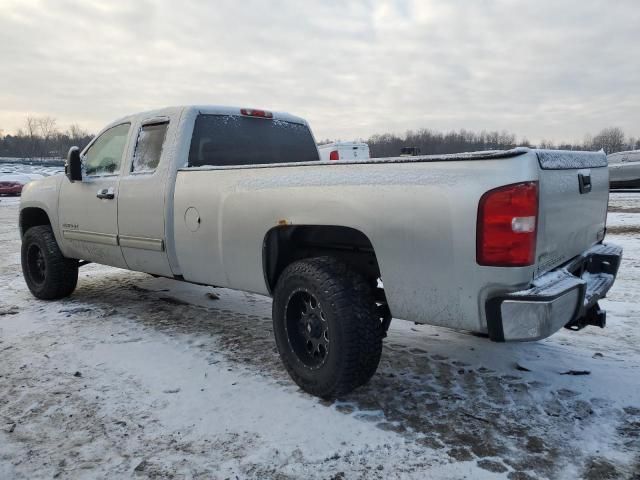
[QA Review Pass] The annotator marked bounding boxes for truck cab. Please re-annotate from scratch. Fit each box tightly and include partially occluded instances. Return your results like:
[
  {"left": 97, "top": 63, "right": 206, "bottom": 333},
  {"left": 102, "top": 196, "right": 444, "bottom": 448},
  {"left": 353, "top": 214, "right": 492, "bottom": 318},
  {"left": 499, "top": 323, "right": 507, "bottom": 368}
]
[{"left": 30, "top": 106, "right": 319, "bottom": 279}]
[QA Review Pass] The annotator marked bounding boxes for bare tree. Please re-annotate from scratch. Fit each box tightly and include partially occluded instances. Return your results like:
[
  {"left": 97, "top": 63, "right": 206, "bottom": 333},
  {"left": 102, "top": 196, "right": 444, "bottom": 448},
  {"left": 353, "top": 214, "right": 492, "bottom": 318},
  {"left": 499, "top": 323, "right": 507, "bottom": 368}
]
[
  {"left": 25, "top": 116, "right": 38, "bottom": 138},
  {"left": 37, "top": 116, "right": 57, "bottom": 140},
  {"left": 68, "top": 124, "right": 89, "bottom": 143},
  {"left": 24, "top": 116, "right": 40, "bottom": 158},
  {"left": 591, "top": 127, "right": 626, "bottom": 154},
  {"left": 38, "top": 116, "right": 58, "bottom": 157}
]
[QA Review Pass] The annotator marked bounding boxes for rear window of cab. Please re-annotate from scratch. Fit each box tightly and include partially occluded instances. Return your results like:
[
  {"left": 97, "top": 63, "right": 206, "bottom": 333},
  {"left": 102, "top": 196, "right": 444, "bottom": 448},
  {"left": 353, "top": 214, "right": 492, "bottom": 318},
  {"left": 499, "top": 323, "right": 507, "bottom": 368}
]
[{"left": 188, "top": 114, "right": 319, "bottom": 168}]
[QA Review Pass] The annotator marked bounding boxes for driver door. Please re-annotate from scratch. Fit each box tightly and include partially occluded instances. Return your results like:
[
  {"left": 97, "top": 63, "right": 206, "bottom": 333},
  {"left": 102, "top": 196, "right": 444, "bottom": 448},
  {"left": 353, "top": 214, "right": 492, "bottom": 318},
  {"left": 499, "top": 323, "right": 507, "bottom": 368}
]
[{"left": 58, "top": 123, "right": 131, "bottom": 268}]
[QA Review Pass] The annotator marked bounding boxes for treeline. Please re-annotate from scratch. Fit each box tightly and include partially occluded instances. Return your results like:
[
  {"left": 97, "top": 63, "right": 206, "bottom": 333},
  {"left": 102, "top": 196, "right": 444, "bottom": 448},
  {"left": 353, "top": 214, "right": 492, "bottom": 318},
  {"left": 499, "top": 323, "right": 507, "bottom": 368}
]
[
  {"left": 3, "top": 116, "right": 640, "bottom": 160},
  {"left": 0, "top": 116, "right": 93, "bottom": 159},
  {"left": 366, "top": 129, "right": 521, "bottom": 157},
  {"left": 349, "top": 126, "right": 639, "bottom": 158}
]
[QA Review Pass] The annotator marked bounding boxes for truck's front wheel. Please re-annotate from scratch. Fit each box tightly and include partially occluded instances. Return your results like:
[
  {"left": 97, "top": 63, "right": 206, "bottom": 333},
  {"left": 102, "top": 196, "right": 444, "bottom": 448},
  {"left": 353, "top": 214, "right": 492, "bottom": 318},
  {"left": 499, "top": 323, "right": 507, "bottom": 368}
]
[
  {"left": 21, "top": 225, "right": 78, "bottom": 300},
  {"left": 272, "top": 257, "right": 382, "bottom": 398}
]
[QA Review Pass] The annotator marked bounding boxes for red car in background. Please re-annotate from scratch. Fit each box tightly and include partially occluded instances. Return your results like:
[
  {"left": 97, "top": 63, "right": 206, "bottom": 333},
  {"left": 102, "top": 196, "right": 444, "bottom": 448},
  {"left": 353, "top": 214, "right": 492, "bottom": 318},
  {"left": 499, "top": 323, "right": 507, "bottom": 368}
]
[{"left": 0, "top": 175, "right": 28, "bottom": 196}]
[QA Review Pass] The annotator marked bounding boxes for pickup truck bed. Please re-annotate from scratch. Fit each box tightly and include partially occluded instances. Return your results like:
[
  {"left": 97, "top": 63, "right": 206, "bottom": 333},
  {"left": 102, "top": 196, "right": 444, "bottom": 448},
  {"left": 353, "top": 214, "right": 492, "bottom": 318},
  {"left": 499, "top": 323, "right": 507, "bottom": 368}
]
[
  {"left": 18, "top": 105, "right": 622, "bottom": 397},
  {"left": 173, "top": 146, "right": 612, "bottom": 335}
]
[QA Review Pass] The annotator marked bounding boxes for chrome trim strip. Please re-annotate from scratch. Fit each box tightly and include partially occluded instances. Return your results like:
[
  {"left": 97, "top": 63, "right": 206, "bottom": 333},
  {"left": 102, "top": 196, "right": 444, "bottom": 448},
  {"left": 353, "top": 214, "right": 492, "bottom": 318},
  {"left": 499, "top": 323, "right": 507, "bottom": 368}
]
[
  {"left": 119, "top": 235, "right": 165, "bottom": 252},
  {"left": 62, "top": 230, "right": 118, "bottom": 246}
]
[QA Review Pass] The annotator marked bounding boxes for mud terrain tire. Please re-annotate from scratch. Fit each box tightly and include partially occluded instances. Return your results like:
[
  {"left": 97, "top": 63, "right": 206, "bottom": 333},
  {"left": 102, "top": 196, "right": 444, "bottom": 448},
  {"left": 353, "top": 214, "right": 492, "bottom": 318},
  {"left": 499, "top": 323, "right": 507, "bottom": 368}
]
[
  {"left": 272, "top": 257, "right": 382, "bottom": 398},
  {"left": 21, "top": 225, "right": 78, "bottom": 299}
]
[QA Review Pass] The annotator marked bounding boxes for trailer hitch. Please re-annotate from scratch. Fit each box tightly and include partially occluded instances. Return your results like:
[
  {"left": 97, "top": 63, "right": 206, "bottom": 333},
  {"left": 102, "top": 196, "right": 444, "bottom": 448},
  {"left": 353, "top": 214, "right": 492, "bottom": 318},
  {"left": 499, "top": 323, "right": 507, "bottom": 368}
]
[{"left": 565, "top": 303, "right": 606, "bottom": 331}]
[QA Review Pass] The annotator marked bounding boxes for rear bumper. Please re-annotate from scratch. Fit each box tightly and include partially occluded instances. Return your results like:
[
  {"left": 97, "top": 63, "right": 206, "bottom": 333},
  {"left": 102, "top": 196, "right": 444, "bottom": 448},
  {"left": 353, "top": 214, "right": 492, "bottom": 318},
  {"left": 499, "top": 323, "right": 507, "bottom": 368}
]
[{"left": 486, "top": 243, "right": 623, "bottom": 342}]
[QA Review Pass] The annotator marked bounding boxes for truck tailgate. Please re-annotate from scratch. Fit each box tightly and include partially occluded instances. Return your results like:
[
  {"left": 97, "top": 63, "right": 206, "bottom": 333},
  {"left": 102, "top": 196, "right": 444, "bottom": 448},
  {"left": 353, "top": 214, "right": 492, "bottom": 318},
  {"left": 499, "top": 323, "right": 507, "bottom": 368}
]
[{"left": 535, "top": 150, "right": 609, "bottom": 275}]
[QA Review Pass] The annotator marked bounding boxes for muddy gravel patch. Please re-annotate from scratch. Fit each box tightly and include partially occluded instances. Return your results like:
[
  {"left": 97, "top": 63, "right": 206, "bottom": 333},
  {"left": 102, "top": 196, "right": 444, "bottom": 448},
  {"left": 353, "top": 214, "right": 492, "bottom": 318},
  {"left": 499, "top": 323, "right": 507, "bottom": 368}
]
[{"left": 25, "top": 271, "right": 638, "bottom": 479}]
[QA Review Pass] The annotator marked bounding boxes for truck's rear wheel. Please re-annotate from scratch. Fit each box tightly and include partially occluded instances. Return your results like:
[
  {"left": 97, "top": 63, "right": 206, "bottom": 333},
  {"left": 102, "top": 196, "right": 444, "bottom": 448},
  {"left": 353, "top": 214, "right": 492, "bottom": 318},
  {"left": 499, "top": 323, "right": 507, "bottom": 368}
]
[
  {"left": 272, "top": 257, "right": 382, "bottom": 398},
  {"left": 21, "top": 225, "right": 78, "bottom": 300}
]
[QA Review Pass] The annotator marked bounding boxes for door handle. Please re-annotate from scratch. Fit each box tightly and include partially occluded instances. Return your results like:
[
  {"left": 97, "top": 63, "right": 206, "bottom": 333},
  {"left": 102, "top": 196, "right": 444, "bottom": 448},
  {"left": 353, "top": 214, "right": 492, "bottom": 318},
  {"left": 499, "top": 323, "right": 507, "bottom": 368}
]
[{"left": 96, "top": 187, "right": 115, "bottom": 200}]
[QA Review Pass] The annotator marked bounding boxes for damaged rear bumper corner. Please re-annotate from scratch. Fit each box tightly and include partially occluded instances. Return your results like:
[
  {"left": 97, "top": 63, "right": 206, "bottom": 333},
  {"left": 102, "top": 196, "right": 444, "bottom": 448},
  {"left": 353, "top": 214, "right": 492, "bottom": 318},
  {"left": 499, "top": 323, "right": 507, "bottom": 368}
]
[{"left": 486, "top": 243, "right": 623, "bottom": 342}]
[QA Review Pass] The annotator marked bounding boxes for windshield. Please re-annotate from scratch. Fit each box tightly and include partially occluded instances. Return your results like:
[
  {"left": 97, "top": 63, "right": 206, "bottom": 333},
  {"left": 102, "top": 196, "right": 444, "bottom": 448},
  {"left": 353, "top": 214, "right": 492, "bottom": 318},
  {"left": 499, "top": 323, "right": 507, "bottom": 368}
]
[{"left": 188, "top": 114, "right": 319, "bottom": 167}]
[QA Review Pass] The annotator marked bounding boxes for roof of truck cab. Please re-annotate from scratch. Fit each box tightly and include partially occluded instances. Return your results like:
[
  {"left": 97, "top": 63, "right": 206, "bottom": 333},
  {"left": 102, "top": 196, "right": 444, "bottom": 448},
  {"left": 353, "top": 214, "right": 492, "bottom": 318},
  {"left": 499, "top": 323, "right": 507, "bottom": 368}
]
[
  {"left": 188, "top": 105, "right": 308, "bottom": 124},
  {"left": 103, "top": 105, "right": 309, "bottom": 130}
]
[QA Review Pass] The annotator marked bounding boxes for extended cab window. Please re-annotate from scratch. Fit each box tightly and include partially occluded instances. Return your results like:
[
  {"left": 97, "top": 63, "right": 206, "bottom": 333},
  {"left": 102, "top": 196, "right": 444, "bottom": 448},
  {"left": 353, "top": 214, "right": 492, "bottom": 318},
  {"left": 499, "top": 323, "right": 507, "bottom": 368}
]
[
  {"left": 83, "top": 123, "right": 130, "bottom": 176},
  {"left": 188, "top": 114, "right": 319, "bottom": 167},
  {"left": 132, "top": 122, "right": 168, "bottom": 173}
]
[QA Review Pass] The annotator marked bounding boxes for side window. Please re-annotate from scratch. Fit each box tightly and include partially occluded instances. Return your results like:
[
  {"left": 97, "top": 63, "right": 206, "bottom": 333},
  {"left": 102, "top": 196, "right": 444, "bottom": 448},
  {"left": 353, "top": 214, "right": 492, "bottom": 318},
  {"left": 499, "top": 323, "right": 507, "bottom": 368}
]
[
  {"left": 83, "top": 123, "right": 130, "bottom": 176},
  {"left": 132, "top": 122, "right": 169, "bottom": 173}
]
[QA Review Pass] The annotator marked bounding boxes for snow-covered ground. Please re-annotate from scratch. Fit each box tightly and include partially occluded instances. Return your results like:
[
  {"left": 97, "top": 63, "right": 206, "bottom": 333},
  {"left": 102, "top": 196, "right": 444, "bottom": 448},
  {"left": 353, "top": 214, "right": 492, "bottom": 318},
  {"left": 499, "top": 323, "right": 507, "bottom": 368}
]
[
  {"left": 0, "top": 163, "right": 64, "bottom": 177},
  {"left": 1, "top": 188, "right": 639, "bottom": 479}
]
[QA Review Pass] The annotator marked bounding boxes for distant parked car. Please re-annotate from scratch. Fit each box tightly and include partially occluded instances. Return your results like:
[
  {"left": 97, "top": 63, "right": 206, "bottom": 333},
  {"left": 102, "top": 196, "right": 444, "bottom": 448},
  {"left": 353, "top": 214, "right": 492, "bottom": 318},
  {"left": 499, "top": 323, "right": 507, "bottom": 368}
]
[
  {"left": 0, "top": 174, "right": 29, "bottom": 196},
  {"left": 400, "top": 146, "right": 421, "bottom": 156},
  {"left": 318, "top": 142, "right": 370, "bottom": 161},
  {"left": 608, "top": 150, "right": 640, "bottom": 188}
]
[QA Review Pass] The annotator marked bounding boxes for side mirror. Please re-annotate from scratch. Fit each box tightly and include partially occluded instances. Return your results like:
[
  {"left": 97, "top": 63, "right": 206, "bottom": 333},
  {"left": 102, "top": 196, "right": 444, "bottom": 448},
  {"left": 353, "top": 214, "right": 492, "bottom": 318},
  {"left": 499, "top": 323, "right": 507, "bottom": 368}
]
[{"left": 66, "top": 146, "right": 82, "bottom": 182}]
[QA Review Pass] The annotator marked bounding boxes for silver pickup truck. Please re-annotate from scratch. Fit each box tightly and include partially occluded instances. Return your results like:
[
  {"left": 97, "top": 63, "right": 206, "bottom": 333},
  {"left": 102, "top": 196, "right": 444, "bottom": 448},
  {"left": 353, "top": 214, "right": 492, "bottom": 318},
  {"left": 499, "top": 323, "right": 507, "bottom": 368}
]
[{"left": 19, "top": 105, "right": 622, "bottom": 398}]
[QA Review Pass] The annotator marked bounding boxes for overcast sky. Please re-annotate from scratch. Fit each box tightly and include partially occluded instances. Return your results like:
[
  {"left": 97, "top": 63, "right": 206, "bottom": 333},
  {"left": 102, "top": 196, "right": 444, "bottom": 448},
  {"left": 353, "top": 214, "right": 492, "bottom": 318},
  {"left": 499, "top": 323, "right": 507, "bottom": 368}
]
[{"left": 0, "top": 0, "right": 638, "bottom": 143}]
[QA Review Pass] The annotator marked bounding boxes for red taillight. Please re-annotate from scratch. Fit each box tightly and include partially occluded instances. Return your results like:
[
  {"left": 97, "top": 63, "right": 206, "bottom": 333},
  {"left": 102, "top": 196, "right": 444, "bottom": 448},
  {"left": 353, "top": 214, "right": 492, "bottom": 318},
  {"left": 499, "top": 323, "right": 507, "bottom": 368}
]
[
  {"left": 240, "top": 108, "right": 273, "bottom": 119},
  {"left": 477, "top": 181, "right": 538, "bottom": 267},
  {"left": 329, "top": 150, "right": 339, "bottom": 161}
]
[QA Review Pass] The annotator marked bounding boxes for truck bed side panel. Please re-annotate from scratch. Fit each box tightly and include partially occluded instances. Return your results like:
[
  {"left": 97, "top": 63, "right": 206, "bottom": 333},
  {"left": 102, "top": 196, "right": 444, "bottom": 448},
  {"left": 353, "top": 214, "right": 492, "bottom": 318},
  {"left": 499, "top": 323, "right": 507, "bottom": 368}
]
[{"left": 173, "top": 154, "right": 540, "bottom": 332}]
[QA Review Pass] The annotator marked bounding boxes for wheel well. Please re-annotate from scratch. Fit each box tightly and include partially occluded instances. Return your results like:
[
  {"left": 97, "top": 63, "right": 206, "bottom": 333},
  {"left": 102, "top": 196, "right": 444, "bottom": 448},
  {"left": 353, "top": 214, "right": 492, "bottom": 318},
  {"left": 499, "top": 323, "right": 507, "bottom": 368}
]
[
  {"left": 262, "top": 225, "right": 381, "bottom": 293},
  {"left": 20, "top": 208, "right": 51, "bottom": 237}
]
